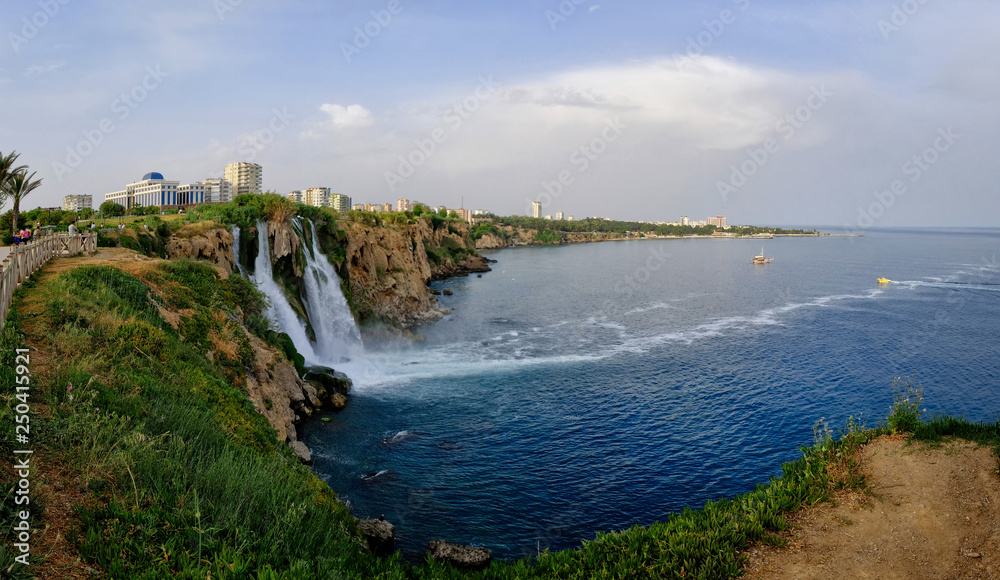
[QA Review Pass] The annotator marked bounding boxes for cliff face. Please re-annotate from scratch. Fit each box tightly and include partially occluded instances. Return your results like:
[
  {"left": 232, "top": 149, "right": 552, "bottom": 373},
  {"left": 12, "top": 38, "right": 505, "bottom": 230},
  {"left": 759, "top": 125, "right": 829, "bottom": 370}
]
[
  {"left": 166, "top": 225, "right": 238, "bottom": 276},
  {"left": 474, "top": 225, "right": 626, "bottom": 250},
  {"left": 341, "top": 218, "right": 491, "bottom": 328},
  {"left": 165, "top": 218, "right": 491, "bottom": 331}
]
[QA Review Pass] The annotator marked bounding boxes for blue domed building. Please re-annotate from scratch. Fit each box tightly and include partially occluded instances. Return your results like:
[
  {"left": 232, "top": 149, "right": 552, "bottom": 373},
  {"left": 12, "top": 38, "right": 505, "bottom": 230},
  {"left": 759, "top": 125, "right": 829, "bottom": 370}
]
[{"left": 104, "top": 172, "right": 206, "bottom": 211}]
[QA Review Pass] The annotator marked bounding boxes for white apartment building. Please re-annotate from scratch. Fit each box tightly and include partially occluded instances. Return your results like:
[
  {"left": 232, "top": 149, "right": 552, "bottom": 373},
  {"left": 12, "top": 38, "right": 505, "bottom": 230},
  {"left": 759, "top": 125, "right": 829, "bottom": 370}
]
[
  {"left": 532, "top": 201, "right": 542, "bottom": 218},
  {"left": 330, "top": 193, "right": 351, "bottom": 214},
  {"left": 304, "top": 187, "right": 331, "bottom": 207},
  {"left": 555, "top": 211, "right": 564, "bottom": 220},
  {"left": 63, "top": 195, "right": 92, "bottom": 212},
  {"left": 200, "top": 178, "right": 232, "bottom": 204},
  {"left": 105, "top": 173, "right": 206, "bottom": 210},
  {"left": 352, "top": 204, "right": 366, "bottom": 211},
  {"left": 396, "top": 198, "right": 410, "bottom": 212},
  {"left": 707, "top": 216, "right": 728, "bottom": 229},
  {"left": 287, "top": 191, "right": 303, "bottom": 203},
  {"left": 224, "top": 162, "right": 263, "bottom": 196}
]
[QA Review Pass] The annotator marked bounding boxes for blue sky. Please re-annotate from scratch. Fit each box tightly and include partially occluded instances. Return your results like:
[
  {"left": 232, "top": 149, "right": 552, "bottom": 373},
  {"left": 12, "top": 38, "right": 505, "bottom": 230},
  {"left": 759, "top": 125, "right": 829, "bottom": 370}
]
[{"left": 2, "top": 0, "right": 998, "bottom": 227}]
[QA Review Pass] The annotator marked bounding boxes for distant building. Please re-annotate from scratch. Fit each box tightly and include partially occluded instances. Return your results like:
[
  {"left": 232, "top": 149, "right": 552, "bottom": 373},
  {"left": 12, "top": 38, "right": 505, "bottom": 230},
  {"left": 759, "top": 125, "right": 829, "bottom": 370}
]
[
  {"left": 435, "top": 206, "right": 447, "bottom": 214},
  {"left": 708, "top": 216, "right": 728, "bottom": 229},
  {"left": 304, "top": 187, "right": 331, "bottom": 207},
  {"left": 106, "top": 172, "right": 204, "bottom": 210},
  {"left": 567, "top": 216, "right": 575, "bottom": 221},
  {"left": 473, "top": 209, "right": 489, "bottom": 216},
  {"left": 680, "top": 216, "right": 690, "bottom": 226},
  {"left": 200, "top": 178, "right": 232, "bottom": 204},
  {"left": 352, "top": 203, "right": 365, "bottom": 211},
  {"left": 62, "top": 195, "right": 92, "bottom": 212},
  {"left": 397, "top": 198, "right": 410, "bottom": 212},
  {"left": 224, "top": 162, "right": 262, "bottom": 196},
  {"left": 287, "top": 191, "right": 303, "bottom": 203},
  {"left": 330, "top": 193, "right": 351, "bottom": 214},
  {"left": 383, "top": 203, "right": 392, "bottom": 213},
  {"left": 555, "top": 211, "right": 564, "bottom": 220},
  {"left": 531, "top": 201, "right": 542, "bottom": 219},
  {"left": 455, "top": 208, "right": 472, "bottom": 222},
  {"left": 544, "top": 215, "right": 552, "bottom": 220}
]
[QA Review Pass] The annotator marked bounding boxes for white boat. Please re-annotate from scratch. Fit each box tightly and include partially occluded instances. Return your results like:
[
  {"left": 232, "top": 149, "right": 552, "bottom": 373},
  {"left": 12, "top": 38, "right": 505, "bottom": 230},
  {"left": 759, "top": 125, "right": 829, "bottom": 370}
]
[{"left": 752, "top": 247, "right": 773, "bottom": 264}]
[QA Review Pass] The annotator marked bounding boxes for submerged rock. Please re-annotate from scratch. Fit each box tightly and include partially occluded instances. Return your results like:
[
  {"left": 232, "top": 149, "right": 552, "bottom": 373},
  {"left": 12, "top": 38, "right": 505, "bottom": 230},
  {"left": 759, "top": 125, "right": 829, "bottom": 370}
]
[
  {"left": 356, "top": 518, "right": 396, "bottom": 557},
  {"left": 426, "top": 541, "right": 492, "bottom": 570}
]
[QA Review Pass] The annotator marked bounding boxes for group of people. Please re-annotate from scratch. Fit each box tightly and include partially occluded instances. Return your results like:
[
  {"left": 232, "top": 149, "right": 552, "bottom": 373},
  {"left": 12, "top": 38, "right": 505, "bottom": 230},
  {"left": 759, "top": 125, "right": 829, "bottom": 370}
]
[{"left": 12, "top": 228, "right": 34, "bottom": 246}]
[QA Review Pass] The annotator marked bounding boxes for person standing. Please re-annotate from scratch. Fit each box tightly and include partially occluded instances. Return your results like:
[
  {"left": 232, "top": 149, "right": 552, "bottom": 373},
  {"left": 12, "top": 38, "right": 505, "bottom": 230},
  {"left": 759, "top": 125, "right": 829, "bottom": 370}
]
[{"left": 68, "top": 222, "right": 78, "bottom": 236}]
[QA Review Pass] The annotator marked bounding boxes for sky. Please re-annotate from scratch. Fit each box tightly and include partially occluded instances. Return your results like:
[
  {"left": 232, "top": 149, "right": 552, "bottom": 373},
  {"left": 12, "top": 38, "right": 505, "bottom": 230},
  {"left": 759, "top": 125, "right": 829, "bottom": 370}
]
[{"left": 2, "top": 0, "right": 998, "bottom": 228}]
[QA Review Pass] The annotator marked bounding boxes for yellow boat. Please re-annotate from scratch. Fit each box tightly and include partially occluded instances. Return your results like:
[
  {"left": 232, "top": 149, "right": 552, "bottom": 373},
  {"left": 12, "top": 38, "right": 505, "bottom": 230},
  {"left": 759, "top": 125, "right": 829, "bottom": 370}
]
[{"left": 877, "top": 277, "right": 891, "bottom": 285}]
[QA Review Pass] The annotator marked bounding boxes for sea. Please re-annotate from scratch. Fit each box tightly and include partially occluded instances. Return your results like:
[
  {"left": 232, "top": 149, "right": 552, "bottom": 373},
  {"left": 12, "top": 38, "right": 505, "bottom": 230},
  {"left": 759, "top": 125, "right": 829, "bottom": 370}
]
[{"left": 302, "top": 228, "right": 1000, "bottom": 561}]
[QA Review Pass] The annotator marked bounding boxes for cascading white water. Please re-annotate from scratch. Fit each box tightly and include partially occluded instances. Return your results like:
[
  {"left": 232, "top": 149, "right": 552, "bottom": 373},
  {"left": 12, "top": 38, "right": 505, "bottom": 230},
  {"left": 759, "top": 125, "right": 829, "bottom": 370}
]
[
  {"left": 297, "top": 219, "right": 363, "bottom": 362},
  {"left": 249, "top": 220, "right": 322, "bottom": 364},
  {"left": 231, "top": 225, "right": 247, "bottom": 276}
]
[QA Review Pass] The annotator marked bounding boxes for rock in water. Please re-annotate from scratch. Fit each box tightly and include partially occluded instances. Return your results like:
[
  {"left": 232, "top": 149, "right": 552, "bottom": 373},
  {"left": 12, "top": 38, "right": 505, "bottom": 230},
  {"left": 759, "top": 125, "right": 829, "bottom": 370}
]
[
  {"left": 303, "top": 366, "right": 353, "bottom": 396},
  {"left": 356, "top": 518, "right": 396, "bottom": 557},
  {"left": 426, "top": 540, "right": 492, "bottom": 570}
]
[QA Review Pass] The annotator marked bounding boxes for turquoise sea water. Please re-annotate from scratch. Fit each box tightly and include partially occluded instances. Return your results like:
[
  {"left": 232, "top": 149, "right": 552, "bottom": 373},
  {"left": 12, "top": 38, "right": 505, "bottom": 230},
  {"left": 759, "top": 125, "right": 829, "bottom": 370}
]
[{"left": 303, "top": 228, "right": 1000, "bottom": 560}]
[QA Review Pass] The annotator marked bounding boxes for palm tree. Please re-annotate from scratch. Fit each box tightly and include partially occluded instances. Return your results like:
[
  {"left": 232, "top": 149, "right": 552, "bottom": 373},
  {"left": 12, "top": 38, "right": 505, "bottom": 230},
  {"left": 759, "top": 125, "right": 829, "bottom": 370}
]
[
  {"left": 8, "top": 170, "right": 43, "bottom": 232},
  {"left": 0, "top": 151, "right": 27, "bottom": 210}
]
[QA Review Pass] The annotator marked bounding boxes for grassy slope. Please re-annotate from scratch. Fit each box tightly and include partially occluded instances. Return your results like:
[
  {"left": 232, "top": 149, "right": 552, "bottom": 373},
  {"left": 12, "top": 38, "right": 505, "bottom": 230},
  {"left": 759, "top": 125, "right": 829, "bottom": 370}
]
[{"left": 0, "top": 255, "right": 996, "bottom": 579}]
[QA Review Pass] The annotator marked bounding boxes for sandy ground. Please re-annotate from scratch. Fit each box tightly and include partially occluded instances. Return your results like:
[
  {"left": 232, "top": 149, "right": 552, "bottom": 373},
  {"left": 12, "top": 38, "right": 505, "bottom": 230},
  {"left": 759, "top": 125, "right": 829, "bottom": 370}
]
[{"left": 743, "top": 436, "right": 1000, "bottom": 579}]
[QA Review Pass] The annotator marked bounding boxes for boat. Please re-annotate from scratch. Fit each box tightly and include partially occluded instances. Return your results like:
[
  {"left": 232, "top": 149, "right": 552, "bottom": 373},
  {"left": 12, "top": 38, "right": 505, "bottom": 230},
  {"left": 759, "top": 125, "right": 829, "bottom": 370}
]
[
  {"left": 752, "top": 247, "right": 773, "bottom": 264},
  {"left": 877, "top": 277, "right": 891, "bottom": 285}
]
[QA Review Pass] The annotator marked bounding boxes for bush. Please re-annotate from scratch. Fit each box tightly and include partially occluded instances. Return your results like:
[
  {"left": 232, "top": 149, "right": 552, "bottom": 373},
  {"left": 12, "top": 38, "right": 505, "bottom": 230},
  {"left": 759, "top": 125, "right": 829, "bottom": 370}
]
[{"left": 887, "top": 374, "right": 924, "bottom": 434}]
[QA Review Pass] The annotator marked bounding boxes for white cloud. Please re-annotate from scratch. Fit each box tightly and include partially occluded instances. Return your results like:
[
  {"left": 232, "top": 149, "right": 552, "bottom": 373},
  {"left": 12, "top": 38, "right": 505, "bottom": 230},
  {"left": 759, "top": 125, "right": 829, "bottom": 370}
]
[
  {"left": 590, "top": 5, "right": 600, "bottom": 12},
  {"left": 320, "top": 103, "right": 375, "bottom": 128},
  {"left": 26, "top": 62, "right": 66, "bottom": 75}
]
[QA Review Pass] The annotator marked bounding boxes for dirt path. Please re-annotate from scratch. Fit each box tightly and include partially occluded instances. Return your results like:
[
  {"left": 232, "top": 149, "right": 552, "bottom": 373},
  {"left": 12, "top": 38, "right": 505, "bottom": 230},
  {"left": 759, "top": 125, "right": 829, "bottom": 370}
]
[{"left": 744, "top": 436, "right": 1000, "bottom": 579}]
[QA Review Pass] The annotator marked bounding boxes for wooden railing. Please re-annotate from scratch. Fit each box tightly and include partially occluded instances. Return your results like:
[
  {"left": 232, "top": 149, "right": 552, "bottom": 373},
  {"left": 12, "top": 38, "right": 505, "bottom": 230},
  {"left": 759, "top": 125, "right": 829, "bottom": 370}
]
[{"left": 0, "top": 233, "right": 97, "bottom": 329}]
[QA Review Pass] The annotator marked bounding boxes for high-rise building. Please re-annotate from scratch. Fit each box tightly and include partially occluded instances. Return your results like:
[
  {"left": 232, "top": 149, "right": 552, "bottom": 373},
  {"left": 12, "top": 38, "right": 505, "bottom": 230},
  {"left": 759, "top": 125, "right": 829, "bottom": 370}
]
[
  {"left": 200, "top": 178, "right": 232, "bottom": 204},
  {"left": 330, "top": 193, "right": 351, "bottom": 214},
  {"left": 224, "top": 162, "right": 262, "bottom": 196},
  {"left": 708, "top": 216, "right": 728, "bottom": 229},
  {"left": 567, "top": 216, "right": 575, "bottom": 221},
  {"left": 304, "top": 187, "right": 331, "bottom": 207},
  {"left": 532, "top": 201, "right": 542, "bottom": 218},
  {"left": 62, "top": 195, "right": 92, "bottom": 212},
  {"left": 105, "top": 172, "right": 205, "bottom": 210},
  {"left": 396, "top": 198, "right": 410, "bottom": 212},
  {"left": 680, "top": 216, "right": 690, "bottom": 226},
  {"left": 287, "top": 191, "right": 303, "bottom": 203},
  {"left": 383, "top": 203, "right": 392, "bottom": 213},
  {"left": 555, "top": 211, "right": 564, "bottom": 220}
]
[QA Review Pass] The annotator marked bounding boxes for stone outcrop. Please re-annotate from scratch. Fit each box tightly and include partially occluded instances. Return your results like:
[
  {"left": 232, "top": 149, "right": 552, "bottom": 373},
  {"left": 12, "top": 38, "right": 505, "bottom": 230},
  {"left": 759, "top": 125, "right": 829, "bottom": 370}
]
[
  {"left": 341, "top": 219, "right": 491, "bottom": 328},
  {"left": 242, "top": 337, "right": 352, "bottom": 463},
  {"left": 356, "top": 518, "right": 396, "bottom": 557},
  {"left": 426, "top": 541, "right": 493, "bottom": 570},
  {"left": 268, "top": 220, "right": 303, "bottom": 277},
  {"left": 166, "top": 225, "right": 237, "bottom": 276}
]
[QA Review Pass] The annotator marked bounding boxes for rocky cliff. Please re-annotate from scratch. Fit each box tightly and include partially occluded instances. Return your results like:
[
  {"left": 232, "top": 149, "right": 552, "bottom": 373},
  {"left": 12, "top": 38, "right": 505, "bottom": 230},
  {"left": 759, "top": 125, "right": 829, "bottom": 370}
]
[
  {"left": 474, "top": 225, "right": 626, "bottom": 250},
  {"left": 340, "top": 218, "right": 491, "bottom": 328},
  {"left": 166, "top": 224, "right": 238, "bottom": 276}
]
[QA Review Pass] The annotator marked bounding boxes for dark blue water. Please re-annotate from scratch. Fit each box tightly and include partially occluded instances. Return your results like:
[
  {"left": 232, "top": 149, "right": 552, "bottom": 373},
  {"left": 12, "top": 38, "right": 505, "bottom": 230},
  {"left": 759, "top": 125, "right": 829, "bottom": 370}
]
[{"left": 302, "top": 229, "right": 1000, "bottom": 560}]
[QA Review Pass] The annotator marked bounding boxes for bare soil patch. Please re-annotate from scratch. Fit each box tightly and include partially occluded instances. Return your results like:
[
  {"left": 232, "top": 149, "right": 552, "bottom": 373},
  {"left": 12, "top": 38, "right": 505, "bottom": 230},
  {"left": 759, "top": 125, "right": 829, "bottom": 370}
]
[{"left": 744, "top": 436, "right": 1000, "bottom": 579}]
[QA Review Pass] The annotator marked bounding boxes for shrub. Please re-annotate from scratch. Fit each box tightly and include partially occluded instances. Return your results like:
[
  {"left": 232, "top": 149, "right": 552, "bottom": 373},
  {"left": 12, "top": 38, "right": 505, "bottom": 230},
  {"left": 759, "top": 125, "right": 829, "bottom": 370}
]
[{"left": 887, "top": 374, "right": 925, "bottom": 434}]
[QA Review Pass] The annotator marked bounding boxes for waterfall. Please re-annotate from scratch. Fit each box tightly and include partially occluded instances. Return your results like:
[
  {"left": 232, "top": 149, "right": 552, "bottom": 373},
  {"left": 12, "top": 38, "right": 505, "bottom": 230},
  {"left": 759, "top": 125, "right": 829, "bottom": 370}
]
[
  {"left": 298, "top": 219, "right": 363, "bottom": 360},
  {"left": 241, "top": 219, "right": 362, "bottom": 368},
  {"left": 231, "top": 225, "right": 246, "bottom": 276},
  {"left": 248, "top": 220, "right": 322, "bottom": 365}
]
